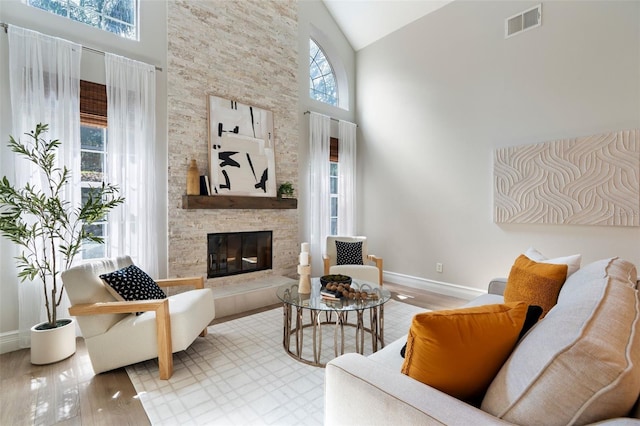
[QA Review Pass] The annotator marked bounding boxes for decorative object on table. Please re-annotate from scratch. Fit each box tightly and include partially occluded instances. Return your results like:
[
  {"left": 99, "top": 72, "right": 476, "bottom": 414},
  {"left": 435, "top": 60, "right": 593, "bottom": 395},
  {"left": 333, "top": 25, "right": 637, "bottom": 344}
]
[
  {"left": 321, "top": 280, "right": 380, "bottom": 301},
  {"left": 320, "top": 274, "right": 352, "bottom": 288},
  {"left": 298, "top": 242, "right": 311, "bottom": 293},
  {"left": 207, "top": 95, "right": 276, "bottom": 197},
  {"left": 277, "top": 181, "right": 294, "bottom": 198},
  {"left": 0, "top": 123, "right": 125, "bottom": 364},
  {"left": 186, "top": 158, "right": 200, "bottom": 195}
]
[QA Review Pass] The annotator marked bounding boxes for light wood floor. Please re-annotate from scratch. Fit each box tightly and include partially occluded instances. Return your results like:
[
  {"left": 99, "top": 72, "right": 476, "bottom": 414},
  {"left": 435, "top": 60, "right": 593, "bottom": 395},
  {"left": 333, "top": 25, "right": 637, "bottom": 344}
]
[{"left": 0, "top": 284, "right": 466, "bottom": 425}]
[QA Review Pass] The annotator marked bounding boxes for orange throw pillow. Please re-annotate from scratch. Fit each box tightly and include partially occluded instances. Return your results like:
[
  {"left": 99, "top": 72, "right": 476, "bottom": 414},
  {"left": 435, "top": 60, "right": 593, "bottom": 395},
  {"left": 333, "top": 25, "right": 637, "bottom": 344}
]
[
  {"left": 504, "top": 254, "right": 568, "bottom": 318},
  {"left": 401, "top": 302, "right": 529, "bottom": 402}
]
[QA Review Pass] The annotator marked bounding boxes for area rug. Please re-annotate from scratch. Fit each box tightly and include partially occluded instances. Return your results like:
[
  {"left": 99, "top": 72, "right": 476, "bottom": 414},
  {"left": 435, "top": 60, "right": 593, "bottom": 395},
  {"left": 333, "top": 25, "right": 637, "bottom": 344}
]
[{"left": 126, "top": 300, "right": 427, "bottom": 425}]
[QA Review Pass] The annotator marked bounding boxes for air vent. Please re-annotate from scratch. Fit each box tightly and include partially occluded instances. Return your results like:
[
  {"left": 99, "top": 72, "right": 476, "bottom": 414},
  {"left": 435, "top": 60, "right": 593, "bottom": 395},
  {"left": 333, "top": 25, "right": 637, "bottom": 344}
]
[{"left": 505, "top": 4, "right": 542, "bottom": 39}]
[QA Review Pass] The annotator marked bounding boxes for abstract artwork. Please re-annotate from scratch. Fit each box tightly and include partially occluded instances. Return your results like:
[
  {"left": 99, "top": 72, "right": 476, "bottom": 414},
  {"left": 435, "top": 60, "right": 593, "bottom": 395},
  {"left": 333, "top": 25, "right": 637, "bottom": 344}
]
[
  {"left": 208, "top": 95, "right": 276, "bottom": 197},
  {"left": 494, "top": 130, "right": 639, "bottom": 227}
]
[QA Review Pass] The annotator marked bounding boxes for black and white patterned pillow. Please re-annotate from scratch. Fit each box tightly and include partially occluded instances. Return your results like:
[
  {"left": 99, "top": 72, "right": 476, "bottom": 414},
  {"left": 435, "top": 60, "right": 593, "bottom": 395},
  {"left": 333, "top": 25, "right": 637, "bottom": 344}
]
[
  {"left": 335, "top": 240, "right": 364, "bottom": 265},
  {"left": 100, "top": 265, "right": 166, "bottom": 303}
]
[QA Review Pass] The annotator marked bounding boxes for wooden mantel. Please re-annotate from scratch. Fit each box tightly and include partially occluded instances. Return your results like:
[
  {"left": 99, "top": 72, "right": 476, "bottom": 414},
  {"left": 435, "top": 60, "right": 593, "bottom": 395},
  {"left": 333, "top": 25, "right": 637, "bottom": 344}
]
[{"left": 182, "top": 195, "right": 297, "bottom": 210}]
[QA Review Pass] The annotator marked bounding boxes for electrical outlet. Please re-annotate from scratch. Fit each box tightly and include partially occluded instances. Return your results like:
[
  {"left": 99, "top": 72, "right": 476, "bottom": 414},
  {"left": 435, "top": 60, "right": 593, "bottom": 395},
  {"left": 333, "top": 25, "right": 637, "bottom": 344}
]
[{"left": 436, "top": 262, "right": 443, "bottom": 273}]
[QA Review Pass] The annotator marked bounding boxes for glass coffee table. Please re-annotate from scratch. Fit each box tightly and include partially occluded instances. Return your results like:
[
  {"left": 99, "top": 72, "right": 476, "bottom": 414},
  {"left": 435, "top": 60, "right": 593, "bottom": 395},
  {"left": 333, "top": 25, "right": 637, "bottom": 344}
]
[{"left": 276, "top": 277, "right": 391, "bottom": 367}]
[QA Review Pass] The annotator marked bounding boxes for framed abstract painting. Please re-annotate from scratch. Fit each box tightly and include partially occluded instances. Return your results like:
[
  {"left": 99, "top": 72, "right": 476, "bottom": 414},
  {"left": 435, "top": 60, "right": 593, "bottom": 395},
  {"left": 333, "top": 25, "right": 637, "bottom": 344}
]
[{"left": 207, "top": 95, "right": 276, "bottom": 197}]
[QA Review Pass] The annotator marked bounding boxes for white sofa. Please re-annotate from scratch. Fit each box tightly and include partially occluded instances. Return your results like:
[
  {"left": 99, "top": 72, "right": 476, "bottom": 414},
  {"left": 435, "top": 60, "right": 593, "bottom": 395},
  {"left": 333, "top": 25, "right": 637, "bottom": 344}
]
[
  {"left": 63, "top": 256, "right": 215, "bottom": 379},
  {"left": 325, "top": 257, "right": 640, "bottom": 425}
]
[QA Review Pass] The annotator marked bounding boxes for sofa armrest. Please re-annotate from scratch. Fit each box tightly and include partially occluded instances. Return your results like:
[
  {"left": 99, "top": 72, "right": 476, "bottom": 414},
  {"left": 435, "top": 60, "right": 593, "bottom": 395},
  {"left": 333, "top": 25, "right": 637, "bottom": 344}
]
[
  {"left": 323, "top": 255, "right": 331, "bottom": 275},
  {"left": 488, "top": 278, "right": 507, "bottom": 296},
  {"left": 156, "top": 278, "right": 207, "bottom": 334},
  {"left": 367, "top": 254, "right": 384, "bottom": 285},
  {"left": 69, "top": 299, "right": 168, "bottom": 316},
  {"left": 325, "top": 353, "right": 511, "bottom": 426},
  {"left": 367, "top": 254, "right": 383, "bottom": 267}
]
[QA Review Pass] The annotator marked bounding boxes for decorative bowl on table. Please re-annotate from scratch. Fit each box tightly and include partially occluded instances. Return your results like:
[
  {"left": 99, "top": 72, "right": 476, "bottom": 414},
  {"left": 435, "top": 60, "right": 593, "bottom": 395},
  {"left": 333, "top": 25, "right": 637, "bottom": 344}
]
[
  {"left": 320, "top": 274, "right": 352, "bottom": 288},
  {"left": 320, "top": 274, "right": 352, "bottom": 300}
]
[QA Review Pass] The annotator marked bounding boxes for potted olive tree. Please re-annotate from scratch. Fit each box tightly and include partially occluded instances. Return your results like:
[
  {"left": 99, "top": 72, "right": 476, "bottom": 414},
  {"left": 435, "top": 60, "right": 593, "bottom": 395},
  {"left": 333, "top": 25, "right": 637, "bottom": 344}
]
[{"left": 0, "top": 123, "right": 124, "bottom": 364}]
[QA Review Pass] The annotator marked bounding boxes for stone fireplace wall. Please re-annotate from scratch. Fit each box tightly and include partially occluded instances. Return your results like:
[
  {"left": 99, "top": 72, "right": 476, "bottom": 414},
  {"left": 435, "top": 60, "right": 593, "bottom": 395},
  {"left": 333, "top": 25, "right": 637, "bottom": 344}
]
[{"left": 167, "top": 0, "right": 299, "bottom": 286}]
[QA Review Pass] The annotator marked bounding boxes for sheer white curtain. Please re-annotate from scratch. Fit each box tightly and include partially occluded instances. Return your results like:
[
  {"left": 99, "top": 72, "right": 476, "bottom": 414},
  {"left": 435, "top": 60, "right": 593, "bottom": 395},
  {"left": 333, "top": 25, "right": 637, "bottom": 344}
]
[
  {"left": 308, "top": 112, "right": 331, "bottom": 275},
  {"left": 7, "top": 25, "right": 82, "bottom": 346},
  {"left": 338, "top": 120, "right": 357, "bottom": 235},
  {"left": 105, "top": 53, "right": 158, "bottom": 277}
]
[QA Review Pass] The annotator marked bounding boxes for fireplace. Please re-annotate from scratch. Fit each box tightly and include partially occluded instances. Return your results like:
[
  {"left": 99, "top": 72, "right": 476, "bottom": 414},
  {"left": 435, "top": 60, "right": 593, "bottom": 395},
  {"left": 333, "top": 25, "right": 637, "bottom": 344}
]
[{"left": 207, "top": 231, "right": 272, "bottom": 278}]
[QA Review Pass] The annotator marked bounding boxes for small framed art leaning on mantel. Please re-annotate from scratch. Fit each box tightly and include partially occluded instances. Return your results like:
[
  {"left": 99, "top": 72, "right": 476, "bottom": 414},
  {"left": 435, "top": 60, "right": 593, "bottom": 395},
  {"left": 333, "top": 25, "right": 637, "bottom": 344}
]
[{"left": 207, "top": 94, "right": 276, "bottom": 197}]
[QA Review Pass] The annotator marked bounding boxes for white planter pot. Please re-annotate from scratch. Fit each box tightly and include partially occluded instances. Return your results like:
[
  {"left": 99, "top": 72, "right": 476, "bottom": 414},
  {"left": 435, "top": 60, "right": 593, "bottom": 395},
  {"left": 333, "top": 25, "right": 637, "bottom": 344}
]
[{"left": 30, "top": 318, "right": 77, "bottom": 365}]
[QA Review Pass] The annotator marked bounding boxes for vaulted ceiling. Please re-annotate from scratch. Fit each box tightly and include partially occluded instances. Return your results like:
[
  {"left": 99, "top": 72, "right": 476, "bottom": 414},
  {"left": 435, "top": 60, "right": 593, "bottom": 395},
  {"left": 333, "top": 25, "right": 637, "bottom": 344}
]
[{"left": 322, "top": 0, "right": 454, "bottom": 51}]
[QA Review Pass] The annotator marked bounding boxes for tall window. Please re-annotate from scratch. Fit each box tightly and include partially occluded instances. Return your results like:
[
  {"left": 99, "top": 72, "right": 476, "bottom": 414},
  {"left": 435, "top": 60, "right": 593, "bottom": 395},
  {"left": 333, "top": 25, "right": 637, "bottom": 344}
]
[
  {"left": 79, "top": 80, "right": 110, "bottom": 259},
  {"left": 26, "top": 0, "right": 138, "bottom": 40},
  {"left": 80, "top": 125, "right": 109, "bottom": 259},
  {"left": 329, "top": 137, "right": 339, "bottom": 235},
  {"left": 309, "top": 38, "right": 338, "bottom": 106},
  {"left": 330, "top": 162, "right": 338, "bottom": 235}
]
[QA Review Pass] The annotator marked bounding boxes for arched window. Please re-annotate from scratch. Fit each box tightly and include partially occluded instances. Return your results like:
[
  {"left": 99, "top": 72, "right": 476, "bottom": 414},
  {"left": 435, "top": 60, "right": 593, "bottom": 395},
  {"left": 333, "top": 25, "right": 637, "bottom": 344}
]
[{"left": 309, "top": 38, "right": 338, "bottom": 107}]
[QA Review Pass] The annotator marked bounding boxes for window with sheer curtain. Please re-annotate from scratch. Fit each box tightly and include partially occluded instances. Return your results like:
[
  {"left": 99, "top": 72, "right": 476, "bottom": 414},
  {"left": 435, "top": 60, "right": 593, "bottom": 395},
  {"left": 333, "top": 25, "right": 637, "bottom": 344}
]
[
  {"left": 78, "top": 66, "right": 158, "bottom": 273},
  {"left": 79, "top": 80, "right": 110, "bottom": 259},
  {"left": 6, "top": 25, "right": 159, "bottom": 348},
  {"left": 330, "top": 138, "right": 339, "bottom": 235},
  {"left": 7, "top": 25, "right": 82, "bottom": 346},
  {"left": 309, "top": 113, "right": 357, "bottom": 274},
  {"left": 337, "top": 120, "right": 356, "bottom": 236},
  {"left": 105, "top": 53, "right": 158, "bottom": 277}
]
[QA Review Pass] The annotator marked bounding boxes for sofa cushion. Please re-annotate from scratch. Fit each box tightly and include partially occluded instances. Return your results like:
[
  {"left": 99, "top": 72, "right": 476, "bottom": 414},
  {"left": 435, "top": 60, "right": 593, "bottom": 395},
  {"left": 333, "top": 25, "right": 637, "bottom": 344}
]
[
  {"left": 329, "top": 264, "right": 380, "bottom": 285},
  {"left": 504, "top": 254, "right": 568, "bottom": 318},
  {"left": 401, "top": 302, "right": 529, "bottom": 402},
  {"left": 399, "top": 305, "right": 542, "bottom": 358},
  {"left": 525, "top": 247, "right": 581, "bottom": 276},
  {"left": 482, "top": 257, "right": 640, "bottom": 425}
]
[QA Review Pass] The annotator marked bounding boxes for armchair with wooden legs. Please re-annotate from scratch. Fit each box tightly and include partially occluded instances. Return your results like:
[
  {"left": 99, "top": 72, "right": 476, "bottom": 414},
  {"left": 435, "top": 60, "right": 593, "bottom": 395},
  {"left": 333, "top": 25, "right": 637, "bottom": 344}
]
[
  {"left": 323, "top": 236, "right": 385, "bottom": 345},
  {"left": 323, "top": 236, "right": 383, "bottom": 286},
  {"left": 62, "top": 256, "right": 215, "bottom": 380}
]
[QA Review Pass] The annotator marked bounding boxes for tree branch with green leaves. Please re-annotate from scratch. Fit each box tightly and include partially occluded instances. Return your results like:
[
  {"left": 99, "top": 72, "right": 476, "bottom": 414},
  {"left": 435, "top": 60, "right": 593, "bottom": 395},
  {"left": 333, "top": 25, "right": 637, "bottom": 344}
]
[{"left": 0, "top": 123, "right": 124, "bottom": 329}]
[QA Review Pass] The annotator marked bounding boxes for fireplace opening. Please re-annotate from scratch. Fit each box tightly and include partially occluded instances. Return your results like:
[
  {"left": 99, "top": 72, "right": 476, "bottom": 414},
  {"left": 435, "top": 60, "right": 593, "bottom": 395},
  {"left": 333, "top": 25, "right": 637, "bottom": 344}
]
[{"left": 207, "top": 231, "right": 272, "bottom": 278}]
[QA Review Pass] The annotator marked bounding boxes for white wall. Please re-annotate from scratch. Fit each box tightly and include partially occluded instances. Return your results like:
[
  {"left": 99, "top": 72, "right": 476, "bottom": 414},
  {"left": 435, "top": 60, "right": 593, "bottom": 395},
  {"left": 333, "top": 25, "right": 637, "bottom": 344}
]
[
  {"left": 0, "top": 0, "right": 168, "bottom": 342},
  {"left": 297, "top": 0, "right": 356, "bottom": 275},
  {"left": 357, "top": 1, "right": 640, "bottom": 290}
]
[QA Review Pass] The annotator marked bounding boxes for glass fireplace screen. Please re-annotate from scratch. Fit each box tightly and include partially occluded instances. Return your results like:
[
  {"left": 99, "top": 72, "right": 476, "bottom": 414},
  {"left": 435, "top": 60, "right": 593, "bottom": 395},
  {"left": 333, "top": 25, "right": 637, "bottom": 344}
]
[{"left": 207, "top": 231, "right": 272, "bottom": 278}]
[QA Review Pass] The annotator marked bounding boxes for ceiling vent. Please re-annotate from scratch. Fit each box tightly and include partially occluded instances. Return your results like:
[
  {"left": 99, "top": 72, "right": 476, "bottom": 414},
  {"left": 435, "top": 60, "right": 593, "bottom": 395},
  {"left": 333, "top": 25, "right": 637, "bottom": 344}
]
[{"left": 505, "top": 4, "right": 542, "bottom": 39}]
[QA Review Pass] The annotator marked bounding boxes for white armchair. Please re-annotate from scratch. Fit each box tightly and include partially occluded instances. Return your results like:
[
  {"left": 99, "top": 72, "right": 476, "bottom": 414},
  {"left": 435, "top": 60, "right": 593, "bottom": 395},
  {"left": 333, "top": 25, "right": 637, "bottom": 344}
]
[
  {"left": 323, "top": 236, "right": 383, "bottom": 285},
  {"left": 62, "top": 256, "right": 215, "bottom": 380}
]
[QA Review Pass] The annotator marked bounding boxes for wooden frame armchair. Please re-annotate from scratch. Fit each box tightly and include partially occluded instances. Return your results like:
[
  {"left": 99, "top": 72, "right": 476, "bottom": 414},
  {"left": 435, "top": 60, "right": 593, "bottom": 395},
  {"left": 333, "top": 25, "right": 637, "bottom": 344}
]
[
  {"left": 323, "top": 236, "right": 384, "bottom": 285},
  {"left": 63, "top": 256, "right": 215, "bottom": 380}
]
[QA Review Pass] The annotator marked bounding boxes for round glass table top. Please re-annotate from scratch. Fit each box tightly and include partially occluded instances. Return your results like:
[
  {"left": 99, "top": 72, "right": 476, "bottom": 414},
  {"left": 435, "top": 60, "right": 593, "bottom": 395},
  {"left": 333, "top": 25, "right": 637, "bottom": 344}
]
[{"left": 276, "top": 277, "right": 391, "bottom": 312}]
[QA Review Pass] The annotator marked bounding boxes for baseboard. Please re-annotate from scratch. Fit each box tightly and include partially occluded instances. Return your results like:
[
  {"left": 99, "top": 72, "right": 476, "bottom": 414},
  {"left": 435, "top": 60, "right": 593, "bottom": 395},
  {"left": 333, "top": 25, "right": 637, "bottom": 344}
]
[
  {"left": 0, "top": 330, "right": 20, "bottom": 354},
  {"left": 383, "top": 271, "right": 486, "bottom": 301}
]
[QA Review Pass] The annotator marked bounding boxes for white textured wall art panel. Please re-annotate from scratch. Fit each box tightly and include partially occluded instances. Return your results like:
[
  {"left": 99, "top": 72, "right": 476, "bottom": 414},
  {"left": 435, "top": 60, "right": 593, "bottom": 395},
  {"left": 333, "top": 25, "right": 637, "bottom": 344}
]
[{"left": 494, "top": 130, "right": 639, "bottom": 226}]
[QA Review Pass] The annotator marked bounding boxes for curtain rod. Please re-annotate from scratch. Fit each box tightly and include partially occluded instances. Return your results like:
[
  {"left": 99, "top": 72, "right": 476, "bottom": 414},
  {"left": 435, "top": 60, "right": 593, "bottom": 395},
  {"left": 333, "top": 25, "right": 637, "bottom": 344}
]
[
  {"left": 303, "top": 110, "right": 358, "bottom": 127},
  {"left": 0, "top": 22, "right": 163, "bottom": 72}
]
